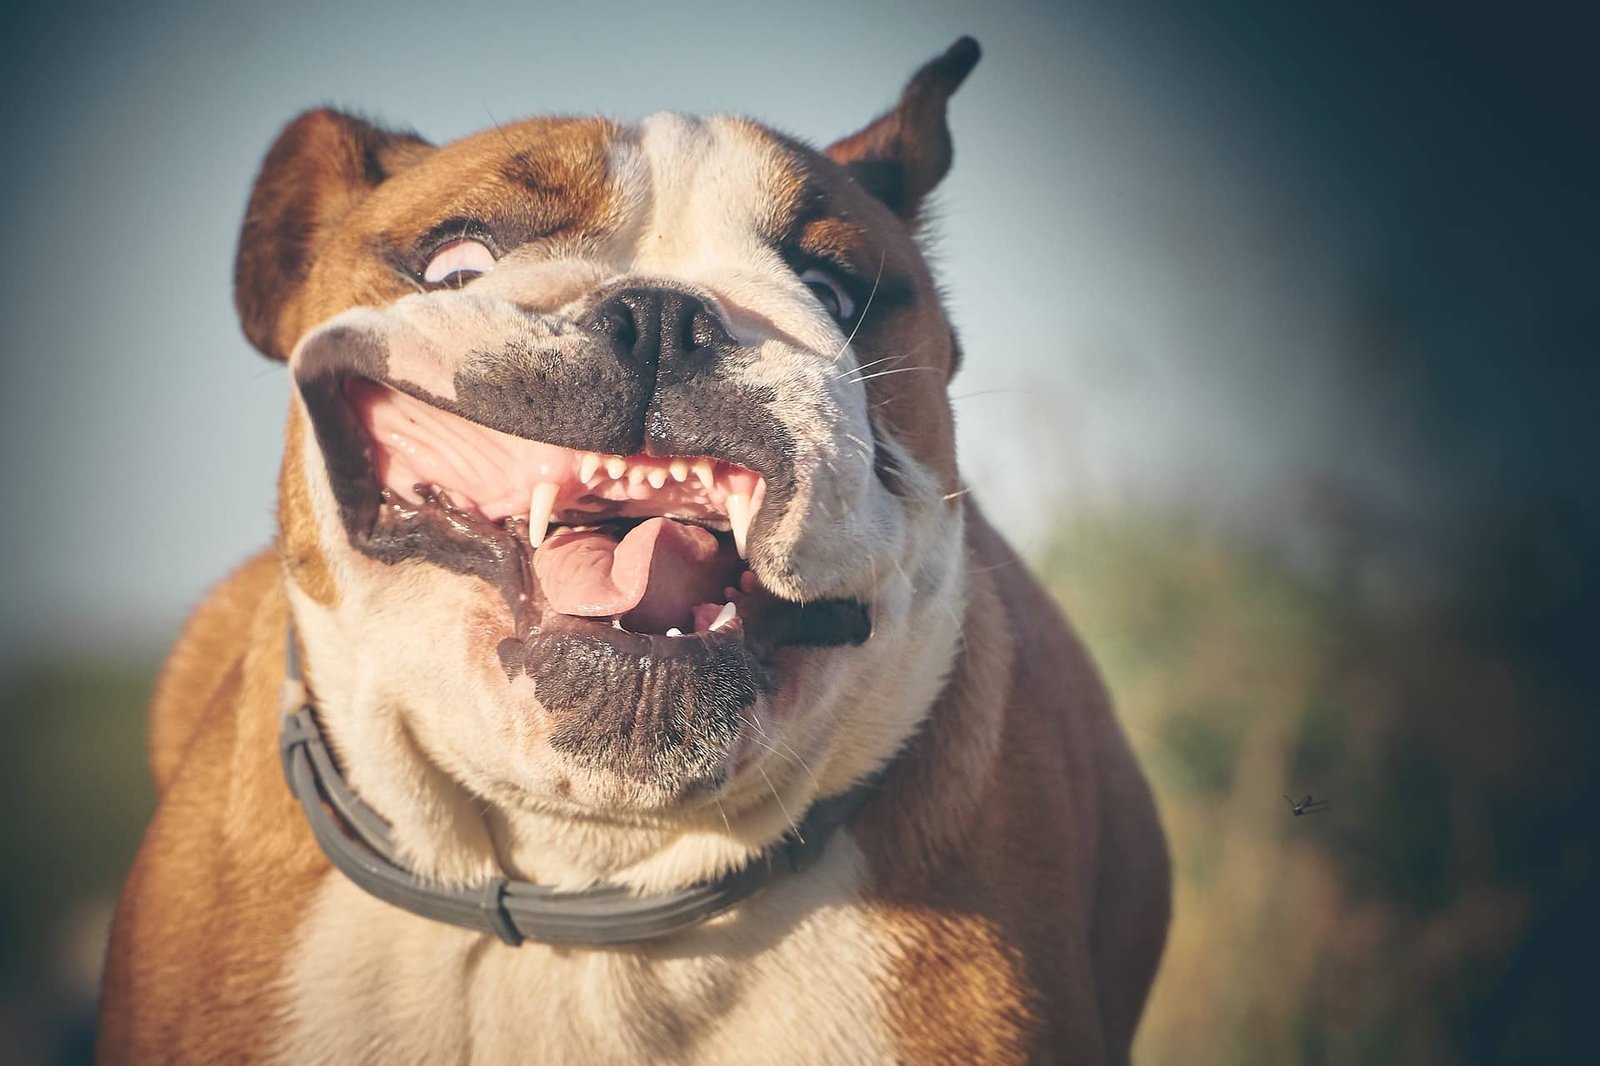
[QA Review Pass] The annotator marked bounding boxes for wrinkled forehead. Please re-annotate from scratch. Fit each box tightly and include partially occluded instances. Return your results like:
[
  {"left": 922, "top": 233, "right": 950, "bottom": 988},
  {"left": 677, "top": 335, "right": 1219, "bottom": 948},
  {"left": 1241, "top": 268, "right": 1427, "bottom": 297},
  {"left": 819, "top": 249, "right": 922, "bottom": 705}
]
[
  {"left": 618, "top": 113, "right": 812, "bottom": 247},
  {"left": 351, "top": 113, "right": 818, "bottom": 259},
  {"left": 329, "top": 110, "right": 921, "bottom": 299}
]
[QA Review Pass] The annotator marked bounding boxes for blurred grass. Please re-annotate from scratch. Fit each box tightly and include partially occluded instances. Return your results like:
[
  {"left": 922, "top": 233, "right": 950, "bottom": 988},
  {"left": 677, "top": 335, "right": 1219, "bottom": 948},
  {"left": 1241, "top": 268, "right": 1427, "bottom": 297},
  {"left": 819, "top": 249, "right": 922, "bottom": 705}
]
[
  {"left": 0, "top": 655, "right": 158, "bottom": 1063},
  {"left": 1037, "top": 512, "right": 1596, "bottom": 1064},
  {"left": 0, "top": 505, "right": 1594, "bottom": 1063}
]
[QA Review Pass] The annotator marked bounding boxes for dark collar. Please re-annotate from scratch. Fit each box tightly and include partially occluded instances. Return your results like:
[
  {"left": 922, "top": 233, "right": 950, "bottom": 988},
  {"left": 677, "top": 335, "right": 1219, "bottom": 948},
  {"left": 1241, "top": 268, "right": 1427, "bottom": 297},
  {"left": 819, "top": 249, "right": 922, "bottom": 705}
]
[{"left": 277, "top": 629, "right": 882, "bottom": 946}]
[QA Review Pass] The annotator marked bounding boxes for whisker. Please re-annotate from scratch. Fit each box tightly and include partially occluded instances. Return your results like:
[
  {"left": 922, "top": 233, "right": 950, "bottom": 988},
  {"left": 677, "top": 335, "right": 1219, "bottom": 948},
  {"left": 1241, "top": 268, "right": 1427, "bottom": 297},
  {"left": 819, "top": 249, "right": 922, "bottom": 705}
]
[
  {"left": 965, "top": 556, "right": 1022, "bottom": 575},
  {"left": 846, "top": 365, "right": 941, "bottom": 385},
  {"left": 831, "top": 250, "right": 887, "bottom": 365},
  {"left": 950, "top": 388, "right": 1030, "bottom": 401},
  {"left": 831, "top": 351, "right": 906, "bottom": 382},
  {"left": 841, "top": 431, "right": 875, "bottom": 455},
  {"left": 777, "top": 743, "right": 820, "bottom": 793},
  {"left": 736, "top": 711, "right": 772, "bottom": 740},
  {"left": 737, "top": 719, "right": 819, "bottom": 798},
  {"left": 756, "top": 764, "right": 801, "bottom": 840},
  {"left": 838, "top": 336, "right": 938, "bottom": 385}
]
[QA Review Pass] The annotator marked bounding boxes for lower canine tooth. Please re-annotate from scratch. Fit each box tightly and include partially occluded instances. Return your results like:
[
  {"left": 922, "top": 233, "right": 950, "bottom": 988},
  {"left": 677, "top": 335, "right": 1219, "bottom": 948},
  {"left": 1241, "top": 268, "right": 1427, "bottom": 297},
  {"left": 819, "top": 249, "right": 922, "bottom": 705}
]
[
  {"left": 726, "top": 492, "right": 752, "bottom": 558},
  {"left": 709, "top": 601, "right": 737, "bottom": 632},
  {"left": 527, "top": 481, "right": 559, "bottom": 546},
  {"left": 665, "top": 627, "right": 683, "bottom": 637}
]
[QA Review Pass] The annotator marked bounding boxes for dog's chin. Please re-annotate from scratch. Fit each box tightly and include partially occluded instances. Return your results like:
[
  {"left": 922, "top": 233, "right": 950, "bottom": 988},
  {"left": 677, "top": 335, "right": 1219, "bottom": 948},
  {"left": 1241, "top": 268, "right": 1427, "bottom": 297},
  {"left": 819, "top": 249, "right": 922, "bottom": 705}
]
[{"left": 300, "top": 375, "right": 875, "bottom": 802}]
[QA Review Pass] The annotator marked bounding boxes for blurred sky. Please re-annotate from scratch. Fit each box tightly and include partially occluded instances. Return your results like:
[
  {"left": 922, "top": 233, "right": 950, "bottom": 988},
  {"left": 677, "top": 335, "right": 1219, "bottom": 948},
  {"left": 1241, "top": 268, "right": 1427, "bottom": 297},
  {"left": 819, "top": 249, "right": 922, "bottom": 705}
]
[{"left": 1, "top": 0, "right": 1595, "bottom": 666}]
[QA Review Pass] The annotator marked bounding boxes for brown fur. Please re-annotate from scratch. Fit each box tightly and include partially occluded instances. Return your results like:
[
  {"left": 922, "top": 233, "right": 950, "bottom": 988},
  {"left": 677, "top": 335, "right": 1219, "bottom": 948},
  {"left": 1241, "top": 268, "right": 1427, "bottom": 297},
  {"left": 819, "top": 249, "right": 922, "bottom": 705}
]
[
  {"left": 236, "top": 108, "right": 433, "bottom": 360},
  {"left": 277, "top": 410, "right": 339, "bottom": 608},
  {"left": 286, "top": 116, "right": 621, "bottom": 345},
  {"left": 109, "top": 518, "right": 1168, "bottom": 1064},
  {"left": 860, "top": 513, "right": 1170, "bottom": 1063},
  {"left": 102, "top": 550, "right": 331, "bottom": 1063},
  {"left": 824, "top": 38, "right": 981, "bottom": 222},
  {"left": 773, "top": 133, "right": 963, "bottom": 494},
  {"left": 103, "top": 40, "right": 1167, "bottom": 1064}
]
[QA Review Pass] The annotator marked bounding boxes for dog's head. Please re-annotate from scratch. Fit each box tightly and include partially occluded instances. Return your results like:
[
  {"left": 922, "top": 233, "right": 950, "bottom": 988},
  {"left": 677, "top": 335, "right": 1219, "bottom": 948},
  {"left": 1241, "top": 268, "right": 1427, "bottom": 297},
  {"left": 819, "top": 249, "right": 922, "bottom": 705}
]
[{"left": 246, "top": 41, "right": 980, "bottom": 875}]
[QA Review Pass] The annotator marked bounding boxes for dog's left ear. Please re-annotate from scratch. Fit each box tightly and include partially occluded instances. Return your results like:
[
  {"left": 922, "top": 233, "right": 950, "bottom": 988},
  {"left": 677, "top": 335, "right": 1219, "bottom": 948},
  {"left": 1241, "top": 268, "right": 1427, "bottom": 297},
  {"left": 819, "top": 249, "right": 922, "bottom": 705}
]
[
  {"left": 235, "top": 109, "right": 434, "bottom": 360},
  {"left": 825, "top": 37, "right": 980, "bottom": 223}
]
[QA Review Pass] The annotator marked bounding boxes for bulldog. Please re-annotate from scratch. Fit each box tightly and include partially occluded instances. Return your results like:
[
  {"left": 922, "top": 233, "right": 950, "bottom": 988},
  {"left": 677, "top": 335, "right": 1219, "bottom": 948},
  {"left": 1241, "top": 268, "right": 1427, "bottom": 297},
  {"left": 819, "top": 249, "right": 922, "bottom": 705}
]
[{"left": 100, "top": 38, "right": 1169, "bottom": 1065}]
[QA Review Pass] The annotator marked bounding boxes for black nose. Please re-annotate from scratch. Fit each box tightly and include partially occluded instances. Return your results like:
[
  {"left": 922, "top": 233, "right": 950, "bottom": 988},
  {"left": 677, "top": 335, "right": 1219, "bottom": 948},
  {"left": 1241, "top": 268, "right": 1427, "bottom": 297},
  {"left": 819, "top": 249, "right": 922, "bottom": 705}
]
[{"left": 582, "top": 287, "right": 735, "bottom": 383}]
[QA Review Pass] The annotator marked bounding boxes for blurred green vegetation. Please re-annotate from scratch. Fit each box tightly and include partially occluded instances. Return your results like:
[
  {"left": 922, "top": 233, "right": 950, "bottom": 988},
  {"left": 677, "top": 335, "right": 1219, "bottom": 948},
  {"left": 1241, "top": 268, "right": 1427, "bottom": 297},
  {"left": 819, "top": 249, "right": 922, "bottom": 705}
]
[
  {"left": 1037, "top": 512, "right": 1596, "bottom": 1065},
  {"left": 0, "top": 655, "right": 158, "bottom": 1063},
  {"left": 1, "top": 505, "right": 1594, "bottom": 1063}
]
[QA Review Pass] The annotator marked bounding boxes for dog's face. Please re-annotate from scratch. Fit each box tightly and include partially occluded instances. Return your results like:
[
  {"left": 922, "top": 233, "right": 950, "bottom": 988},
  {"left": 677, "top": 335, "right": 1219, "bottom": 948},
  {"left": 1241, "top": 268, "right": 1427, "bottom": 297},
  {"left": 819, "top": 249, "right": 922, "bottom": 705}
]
[{"left": 244, "top": 44, "right": 979, "bottom": 844}]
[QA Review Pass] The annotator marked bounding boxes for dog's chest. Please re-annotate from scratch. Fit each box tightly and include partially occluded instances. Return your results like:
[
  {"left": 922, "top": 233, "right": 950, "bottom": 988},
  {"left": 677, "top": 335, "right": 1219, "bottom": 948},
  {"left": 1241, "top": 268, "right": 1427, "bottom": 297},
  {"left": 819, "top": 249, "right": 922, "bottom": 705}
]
[{"left": 270, "top": 838, "right": 897, "bottom": 1065}]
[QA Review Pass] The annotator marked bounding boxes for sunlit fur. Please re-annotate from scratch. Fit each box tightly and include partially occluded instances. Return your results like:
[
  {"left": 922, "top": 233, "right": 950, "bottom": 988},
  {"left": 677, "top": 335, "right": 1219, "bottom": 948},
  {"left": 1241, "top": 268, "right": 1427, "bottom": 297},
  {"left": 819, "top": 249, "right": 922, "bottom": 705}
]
[
  {"left": 262, "top": 111, "right": 965, "bottom": 1062},
  {"left": 103, "top": 47, "right": 1169, "bottom": 1065},
  {"left": 280, "top": 111, "right": 958, "bottom": 876}
]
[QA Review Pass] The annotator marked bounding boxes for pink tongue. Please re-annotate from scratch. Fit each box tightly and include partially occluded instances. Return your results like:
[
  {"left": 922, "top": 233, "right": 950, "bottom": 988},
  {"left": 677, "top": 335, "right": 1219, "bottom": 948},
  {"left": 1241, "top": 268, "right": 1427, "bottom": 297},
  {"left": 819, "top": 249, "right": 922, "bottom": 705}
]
[{"left": 533, "top": 518, "right": 740, "bottom": 633}]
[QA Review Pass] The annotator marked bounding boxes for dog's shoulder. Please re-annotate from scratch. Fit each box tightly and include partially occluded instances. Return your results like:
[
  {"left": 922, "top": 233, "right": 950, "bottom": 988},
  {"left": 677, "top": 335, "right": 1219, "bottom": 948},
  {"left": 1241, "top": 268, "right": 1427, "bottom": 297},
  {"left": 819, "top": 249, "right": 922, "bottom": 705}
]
[
  {"left": 975, "top": 510, "right": 1171, "bottom": 1056},
  {"left": 850, "top": 508, "right": 1169, "bottom": 1062},
  {"left": 103, "top": 546, "right": 331, "bottom": 1063},
  {"left": 147, "top": 547, "right": 280, "bottom": 791}
]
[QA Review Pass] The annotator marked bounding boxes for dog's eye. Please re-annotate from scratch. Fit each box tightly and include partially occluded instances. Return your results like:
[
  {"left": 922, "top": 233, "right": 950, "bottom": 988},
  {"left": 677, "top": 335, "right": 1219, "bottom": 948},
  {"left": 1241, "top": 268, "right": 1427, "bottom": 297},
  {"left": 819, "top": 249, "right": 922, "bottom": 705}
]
[
  {"left": 799, "top": 267, "right": 855, "bottom": 322},
  {"left": 422, "top": 239, "right": 496, "bottom": 287}
]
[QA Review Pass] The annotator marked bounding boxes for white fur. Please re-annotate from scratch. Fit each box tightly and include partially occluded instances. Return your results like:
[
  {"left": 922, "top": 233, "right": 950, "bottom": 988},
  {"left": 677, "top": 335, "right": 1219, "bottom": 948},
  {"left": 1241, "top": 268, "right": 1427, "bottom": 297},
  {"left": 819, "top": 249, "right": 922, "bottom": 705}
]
[
  {"left": 272, "top": 837, "right": 898, "bottom": 1065},
  {"left": 277, "top": 114, "right": 968, "bottom": 1059}
]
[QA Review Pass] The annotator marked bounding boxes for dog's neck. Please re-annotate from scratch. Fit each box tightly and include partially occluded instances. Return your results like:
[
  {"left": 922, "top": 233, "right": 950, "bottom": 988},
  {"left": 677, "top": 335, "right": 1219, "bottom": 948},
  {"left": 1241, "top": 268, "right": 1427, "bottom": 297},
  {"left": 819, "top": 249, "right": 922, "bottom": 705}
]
[
  {"left": 286, "top": 601, "right": 766, "bottom": 891},
  {"left": 286, "top": 633, "right": 927, "bottom": 895}
]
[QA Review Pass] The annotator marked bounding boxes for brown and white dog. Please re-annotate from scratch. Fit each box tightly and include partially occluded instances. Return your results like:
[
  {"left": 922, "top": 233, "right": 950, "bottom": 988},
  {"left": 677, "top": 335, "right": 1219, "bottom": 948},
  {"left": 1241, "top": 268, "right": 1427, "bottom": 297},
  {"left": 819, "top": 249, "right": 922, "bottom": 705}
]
[{"left": 100, "top": 39, "right": 1169, "bottom": 1064}]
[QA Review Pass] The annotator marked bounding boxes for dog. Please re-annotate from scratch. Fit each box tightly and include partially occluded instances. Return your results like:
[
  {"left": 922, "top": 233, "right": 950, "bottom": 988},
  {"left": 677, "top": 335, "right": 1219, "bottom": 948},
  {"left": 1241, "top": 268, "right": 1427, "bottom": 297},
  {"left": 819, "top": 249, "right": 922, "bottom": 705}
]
[{"left": 99, "top": 38, "right": 1169, "bottom": 1064}]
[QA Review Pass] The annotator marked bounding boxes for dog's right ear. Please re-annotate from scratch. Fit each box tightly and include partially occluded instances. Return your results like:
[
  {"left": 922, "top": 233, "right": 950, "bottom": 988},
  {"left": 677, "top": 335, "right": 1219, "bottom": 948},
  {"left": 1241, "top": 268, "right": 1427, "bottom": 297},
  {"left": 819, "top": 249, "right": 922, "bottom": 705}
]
[
  {"left": 825, "top": 37, "right": 979, "bottom": 224},
  {"left": 235, "top": 109, "right": 433, "bottom": 360}
]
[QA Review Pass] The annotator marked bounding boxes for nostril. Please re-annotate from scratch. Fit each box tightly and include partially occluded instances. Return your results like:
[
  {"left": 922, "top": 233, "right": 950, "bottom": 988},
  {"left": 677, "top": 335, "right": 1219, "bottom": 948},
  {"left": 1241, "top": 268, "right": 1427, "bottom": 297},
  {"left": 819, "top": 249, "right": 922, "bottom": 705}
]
[
  {"left": 689, "top": 306, "right": 728, "bottom": 351},
  {"left": 582, "top": 286, "right": 735, "bottom": 382},
  {"left": 588, "top": 302, "right": 638, "bottom": 351}
]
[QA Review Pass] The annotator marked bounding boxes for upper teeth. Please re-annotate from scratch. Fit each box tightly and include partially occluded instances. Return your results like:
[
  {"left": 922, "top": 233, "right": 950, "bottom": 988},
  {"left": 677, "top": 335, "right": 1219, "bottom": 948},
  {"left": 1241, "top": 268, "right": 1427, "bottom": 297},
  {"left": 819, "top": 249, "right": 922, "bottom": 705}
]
[
  {"left": 362, "top": 383, "right": 765, "bottom": 560},
  {"left": 725, "top": 491, "right": 752, "bottom": 559},
  {"left": 527, "top": 481, "right": 559, "bottom": 546},
  {"left": 518, "top": 453, "right": 763, "bottom": 559}
]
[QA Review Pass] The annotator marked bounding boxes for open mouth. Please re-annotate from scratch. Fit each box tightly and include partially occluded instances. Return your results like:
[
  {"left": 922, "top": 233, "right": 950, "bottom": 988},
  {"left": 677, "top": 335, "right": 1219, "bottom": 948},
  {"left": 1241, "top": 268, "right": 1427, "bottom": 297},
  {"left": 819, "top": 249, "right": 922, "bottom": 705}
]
[
  {"left": 314, "top": 378, "right": 871, "bottom": 656},
  {"left": 290, "top": 321, "right": 876, "bottom": 792},
  {"left": 352, "top": 378, "right": 768, "bottom": 638}
]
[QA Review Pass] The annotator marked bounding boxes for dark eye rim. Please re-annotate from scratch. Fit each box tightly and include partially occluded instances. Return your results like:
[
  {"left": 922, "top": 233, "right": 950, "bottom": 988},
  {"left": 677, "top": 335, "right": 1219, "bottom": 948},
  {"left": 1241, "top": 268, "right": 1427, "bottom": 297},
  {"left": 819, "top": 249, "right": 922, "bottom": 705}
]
[
  {"left": 773, "top": 242, "right": 915, "bottom": 329},
  {"left": 790, "top": 257, "right": 865, "bottom": 325},
  {"left": 416, "top": 238, "right": 497, "bottom": 291},
  {"left": 804, "top": 275, "right": 847, "bottom": 319},
  {"left": 427, "top": 266, "right": 486, "bottom": 290},
  {"left": 404, "top": 218, "right": 502, "bottom": 288}
]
